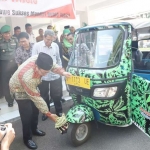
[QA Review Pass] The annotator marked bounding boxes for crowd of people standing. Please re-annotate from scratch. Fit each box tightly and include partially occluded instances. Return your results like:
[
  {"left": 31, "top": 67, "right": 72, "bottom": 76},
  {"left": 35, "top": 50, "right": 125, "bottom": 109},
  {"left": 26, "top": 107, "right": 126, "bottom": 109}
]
[{"left": 0, "top": 23, "right": 75, "bottom": 149}]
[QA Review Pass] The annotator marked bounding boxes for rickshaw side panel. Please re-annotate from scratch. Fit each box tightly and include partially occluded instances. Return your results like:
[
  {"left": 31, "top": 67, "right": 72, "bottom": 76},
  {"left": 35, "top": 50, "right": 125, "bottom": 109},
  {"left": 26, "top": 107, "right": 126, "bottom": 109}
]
[
  {"left": 131, "top": 74, "right": 150, "bottom": 136},
  {"left": 66, "top": 104, "right": 94, "bottom": 123}
]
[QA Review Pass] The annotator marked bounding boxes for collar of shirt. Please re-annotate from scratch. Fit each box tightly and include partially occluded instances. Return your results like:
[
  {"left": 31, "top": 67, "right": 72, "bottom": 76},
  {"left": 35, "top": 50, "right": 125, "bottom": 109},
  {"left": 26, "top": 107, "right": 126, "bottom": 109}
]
[
  {"left": 13, "top": 34, "right": 17, "bottom": 37},
  {"left": 2, "top": 37, "right": 13, "bottom": 42},
  {"left": 27, "top": 32, "right": 34, "bottom": 36},
  {"left": 32, "top": 64, "right": 41, "bottom": 79},
  {"left": 41, "top": 40, "right": 53, "bottom": 49}
]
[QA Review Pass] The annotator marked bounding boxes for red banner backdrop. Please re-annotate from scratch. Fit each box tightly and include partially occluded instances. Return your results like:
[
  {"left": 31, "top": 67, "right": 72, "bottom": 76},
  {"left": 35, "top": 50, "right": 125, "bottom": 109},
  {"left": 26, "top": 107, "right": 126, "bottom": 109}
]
[{"left": 0, "top": 0, "right": 76, "bottom": 19}]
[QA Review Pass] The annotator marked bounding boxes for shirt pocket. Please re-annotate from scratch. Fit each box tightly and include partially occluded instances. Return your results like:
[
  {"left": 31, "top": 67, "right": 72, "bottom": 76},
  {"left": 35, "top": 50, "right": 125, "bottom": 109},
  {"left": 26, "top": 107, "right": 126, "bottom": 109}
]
[
  {"left": 0, "top": 44, "right": 7, "bottom": 53},
  {"left": 10, "top": 42, "right": 17, "bottom": 49},
  {"left": 0, "top": 44, "right": 7, "bottom": 50},
  {"left": 51, "top": 54, "right": 57, "bottom": 64}
]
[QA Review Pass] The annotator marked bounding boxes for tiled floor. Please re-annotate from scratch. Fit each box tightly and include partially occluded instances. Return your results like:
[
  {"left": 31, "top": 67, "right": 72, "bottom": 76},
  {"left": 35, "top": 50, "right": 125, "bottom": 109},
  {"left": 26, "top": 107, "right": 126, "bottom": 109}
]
[{"left": 0, "top": 78, "right": 71, "bottom": 123}]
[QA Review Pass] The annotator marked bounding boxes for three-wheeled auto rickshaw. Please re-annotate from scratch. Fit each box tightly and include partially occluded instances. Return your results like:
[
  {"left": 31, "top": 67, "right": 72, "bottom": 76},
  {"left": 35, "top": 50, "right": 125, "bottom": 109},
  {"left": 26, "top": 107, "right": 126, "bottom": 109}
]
[{"left": 65, "top": 19, "right": 150, "bottom": 146}]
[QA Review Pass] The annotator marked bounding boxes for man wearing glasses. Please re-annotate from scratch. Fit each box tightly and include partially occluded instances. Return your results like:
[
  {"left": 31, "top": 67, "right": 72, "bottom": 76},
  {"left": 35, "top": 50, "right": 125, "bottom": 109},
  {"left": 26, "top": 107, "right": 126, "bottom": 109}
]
[
  {"left": 9, "top": 52, "right": 71, "bottom": 149},
  {"left": 32, "top": 30, "right": 64, "bottom": 121}
]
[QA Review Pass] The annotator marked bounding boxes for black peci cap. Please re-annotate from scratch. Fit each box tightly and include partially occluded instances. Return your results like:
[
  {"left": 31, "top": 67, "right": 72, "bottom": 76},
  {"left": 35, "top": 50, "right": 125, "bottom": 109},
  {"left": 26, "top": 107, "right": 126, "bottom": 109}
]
[
  {"left": 36, "top": 52, "right": 53, "bottom": 70},
  {"left": 64, "top": 25, "right": 70, "bottom": 29}
]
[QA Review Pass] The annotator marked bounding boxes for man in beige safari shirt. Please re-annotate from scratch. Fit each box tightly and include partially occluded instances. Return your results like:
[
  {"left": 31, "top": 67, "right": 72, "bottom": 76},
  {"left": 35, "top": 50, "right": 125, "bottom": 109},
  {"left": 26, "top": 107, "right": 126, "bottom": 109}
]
[{"left": 9, "top": 52, "right": 71, "bottom": 149}]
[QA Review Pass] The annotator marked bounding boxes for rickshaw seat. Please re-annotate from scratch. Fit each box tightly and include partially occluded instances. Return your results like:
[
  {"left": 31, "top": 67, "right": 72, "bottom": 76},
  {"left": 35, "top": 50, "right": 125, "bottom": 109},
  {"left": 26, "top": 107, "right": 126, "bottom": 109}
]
[
  {"left": 132, "top": 41, "right": 143, "bottom": 69},
  {"left": 134, "top": 69, "right": 150, "bottom": 80}
]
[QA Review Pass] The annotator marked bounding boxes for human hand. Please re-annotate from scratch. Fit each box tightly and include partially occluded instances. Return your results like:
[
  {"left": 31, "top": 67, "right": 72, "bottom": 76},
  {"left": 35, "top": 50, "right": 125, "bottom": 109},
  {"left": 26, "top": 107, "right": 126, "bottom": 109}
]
[
  {"left": 48, "top": 114, "right": 58, "bottom": 122},
  {"left": 55, "top": 113, "right": 69, "bottom": 134},
  {"left": 62, "top": 72, "right": 72, "bottom": 78},
  {"left": 0, "top": 124, "right": 6, "bottom": 144},
  {"left": 56, "top": 122, "right": 69, "bottom": 134},
  {"left": 1, "top": 123, "right": 15, "bottom": 150}
]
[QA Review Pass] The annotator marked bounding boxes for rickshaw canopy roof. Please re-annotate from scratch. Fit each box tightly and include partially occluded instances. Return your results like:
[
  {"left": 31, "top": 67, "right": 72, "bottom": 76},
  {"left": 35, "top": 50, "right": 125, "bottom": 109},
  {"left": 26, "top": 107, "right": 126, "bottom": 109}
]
[{"left": 78, "top": 19, "right": 150, "bottom": 33}]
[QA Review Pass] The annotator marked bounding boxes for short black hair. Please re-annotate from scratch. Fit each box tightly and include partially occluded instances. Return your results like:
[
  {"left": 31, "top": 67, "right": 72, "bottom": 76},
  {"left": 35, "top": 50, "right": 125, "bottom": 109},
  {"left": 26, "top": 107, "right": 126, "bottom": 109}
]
[
  {"left": 18, "top": 32, "right": 29, "bottom": 40},
  {"left": 64, "top": 25, "right": 70, "bottom": 29},
  {"left": 14, "top": 26, "right": 21, "bottom": 31},
  {"left": 25, "top": 23, "right": 31, "bottom": 29},
  {"left": 47, "top": 25, "right": 52, "bottom": 29},
  {"left": 67, "top": 33, "right": 74, "bottom": 37},
  {"left": 39, "top": 28, "right": 43, "bottom": 31}
]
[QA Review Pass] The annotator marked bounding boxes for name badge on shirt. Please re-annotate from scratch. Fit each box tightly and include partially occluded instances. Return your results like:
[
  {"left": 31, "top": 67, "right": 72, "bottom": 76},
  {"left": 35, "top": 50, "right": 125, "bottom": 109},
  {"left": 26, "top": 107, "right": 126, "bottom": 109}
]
[{"left": 11, "top": 43, "right": 16, "bottom": 46}]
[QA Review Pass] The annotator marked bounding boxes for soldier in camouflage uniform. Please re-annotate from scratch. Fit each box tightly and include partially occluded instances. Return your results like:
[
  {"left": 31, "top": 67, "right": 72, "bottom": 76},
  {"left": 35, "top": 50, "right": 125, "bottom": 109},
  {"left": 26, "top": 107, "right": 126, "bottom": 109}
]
[
  {"left": 0, "top": 25, "right": 18, "bottom": 107},
  {"left": 0, "top": 32, "right": 4, "bottom": 99}
]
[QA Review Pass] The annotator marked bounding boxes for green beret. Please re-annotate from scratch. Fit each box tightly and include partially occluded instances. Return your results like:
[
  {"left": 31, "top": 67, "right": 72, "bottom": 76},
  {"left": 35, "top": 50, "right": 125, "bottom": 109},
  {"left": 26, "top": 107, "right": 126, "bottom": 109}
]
[
  {"left": 0, "top": 25, "right": 11, "bottom": 33},
  {"left": 63, "top": 29, "right": 70, "bottom": 35}
]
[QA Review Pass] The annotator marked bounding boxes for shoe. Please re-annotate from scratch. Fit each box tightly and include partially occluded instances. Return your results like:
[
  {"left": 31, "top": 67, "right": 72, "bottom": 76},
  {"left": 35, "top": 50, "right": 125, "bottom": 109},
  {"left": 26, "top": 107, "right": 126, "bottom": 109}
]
[
  {"left": 50, "top": 98, "right": 53, "bottom": 103},
  {"left": 70, "top": 103, "right": 75, "bottom": 108},
  {"left": 33, "top": 129, "right": 46, "bottom": 136},
  {"left": 42, "top": 114, "right": 48, "bottom": 121},
  {"left": 61, "top": 98, "right": 66, "bottom": 103},
  {"left": 24, "top": 140, "right": 37, "bottom": 149},
  {"left": 8, "top": 103, "right": 13, "bottom": 107},
  {"left": 56, "top": 112, "right": 62, "bottom": 117}
]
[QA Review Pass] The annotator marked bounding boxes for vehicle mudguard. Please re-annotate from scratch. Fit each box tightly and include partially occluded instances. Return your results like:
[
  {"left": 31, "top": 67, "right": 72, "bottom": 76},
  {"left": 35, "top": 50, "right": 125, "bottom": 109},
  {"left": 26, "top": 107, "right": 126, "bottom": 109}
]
[{"left": 66, "top": 104, "right": 94, "bottom": 123}]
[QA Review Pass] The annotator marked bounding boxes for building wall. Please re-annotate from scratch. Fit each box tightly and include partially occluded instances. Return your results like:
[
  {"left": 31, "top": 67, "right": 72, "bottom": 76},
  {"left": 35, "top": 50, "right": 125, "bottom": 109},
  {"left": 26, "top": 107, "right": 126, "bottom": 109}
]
[{"left": 0, "top": 15, "right": 80, "bottom": 39}]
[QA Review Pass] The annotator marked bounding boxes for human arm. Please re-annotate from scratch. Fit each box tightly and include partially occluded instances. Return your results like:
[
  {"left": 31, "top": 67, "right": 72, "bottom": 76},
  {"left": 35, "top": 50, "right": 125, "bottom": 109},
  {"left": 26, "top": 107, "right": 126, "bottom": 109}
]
[
  {"left": 55, "top": 44, "right": 62, "bottom": 67},
  {"left": 19, "top": 77, "right": 57, "bottom": 122},
  {"left": 0, "top": 123, "right": 15, "bottom": 150},
  {"left": 32, "top": 43, "right": 38, "bottom": 56},
  {"left": 15, "top": 37, "right": 19, "bottom": 49},
  {"left": 36, "top": 37, "right": 38, "bottom": 42},
  {"left": 59, "top": 43, "right": 63, "bottom": 62},
  {"left": 51, "top": 64, "right": 72, "bottom": 78},
  {"left": 15, "top": 47, "right": 22, "bottom": 66}
]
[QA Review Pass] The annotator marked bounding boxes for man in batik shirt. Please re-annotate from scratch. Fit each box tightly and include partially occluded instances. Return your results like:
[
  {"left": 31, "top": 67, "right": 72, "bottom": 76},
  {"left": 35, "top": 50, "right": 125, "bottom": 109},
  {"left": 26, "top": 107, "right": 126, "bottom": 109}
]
[
  {"left": 15, "top": 32, "right": 33, "bottom": 66},
  {"left": 9, "top": 52, "right": 71, "bottom": 149}
]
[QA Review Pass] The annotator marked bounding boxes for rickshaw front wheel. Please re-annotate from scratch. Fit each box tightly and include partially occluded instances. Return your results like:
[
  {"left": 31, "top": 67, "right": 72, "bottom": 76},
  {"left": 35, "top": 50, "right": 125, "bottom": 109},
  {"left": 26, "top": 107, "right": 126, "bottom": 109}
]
[{"left": 67, "top": 122, "right": 92, "bottom": 147}]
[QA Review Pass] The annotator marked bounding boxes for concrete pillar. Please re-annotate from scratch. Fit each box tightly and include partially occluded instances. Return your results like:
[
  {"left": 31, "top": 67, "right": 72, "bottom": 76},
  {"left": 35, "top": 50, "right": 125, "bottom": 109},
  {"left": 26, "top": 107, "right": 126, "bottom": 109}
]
[
  {"left": 5, "top": 17, "right": 27, "bottom": 34},
  {"left": 79, "top": 7, "right": 89, "bottom": 27}
]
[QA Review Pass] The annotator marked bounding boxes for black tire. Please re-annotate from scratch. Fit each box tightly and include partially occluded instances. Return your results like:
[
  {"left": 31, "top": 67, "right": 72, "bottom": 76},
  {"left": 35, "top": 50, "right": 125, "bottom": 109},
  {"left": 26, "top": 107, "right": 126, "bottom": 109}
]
[{"left": 67, "top": 122, "right": 92, "bottom": 147}]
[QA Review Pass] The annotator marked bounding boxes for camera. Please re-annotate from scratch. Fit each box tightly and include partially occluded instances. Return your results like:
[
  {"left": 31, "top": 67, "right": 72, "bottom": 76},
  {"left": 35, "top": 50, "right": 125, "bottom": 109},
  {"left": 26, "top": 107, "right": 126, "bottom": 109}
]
[{"left": 0, "top": 124, "right": 7, "bottom": 143}]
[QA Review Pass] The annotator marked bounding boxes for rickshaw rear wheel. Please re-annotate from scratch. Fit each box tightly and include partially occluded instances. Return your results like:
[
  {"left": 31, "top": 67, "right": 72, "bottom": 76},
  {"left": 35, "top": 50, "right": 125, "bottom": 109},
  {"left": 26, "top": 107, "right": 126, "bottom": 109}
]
[{"left": 67, "top": 122, "right": 92, "bottom": 147}]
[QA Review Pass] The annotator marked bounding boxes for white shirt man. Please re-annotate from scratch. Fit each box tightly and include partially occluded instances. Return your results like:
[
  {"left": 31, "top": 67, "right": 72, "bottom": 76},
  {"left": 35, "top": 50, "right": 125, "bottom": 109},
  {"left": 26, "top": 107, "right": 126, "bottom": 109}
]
[
  {"left": 32, "top": 29, "right": 63, "bottom": 119},
  {"left": 25, "top": 23, "right": 36, "bottom": 44}
]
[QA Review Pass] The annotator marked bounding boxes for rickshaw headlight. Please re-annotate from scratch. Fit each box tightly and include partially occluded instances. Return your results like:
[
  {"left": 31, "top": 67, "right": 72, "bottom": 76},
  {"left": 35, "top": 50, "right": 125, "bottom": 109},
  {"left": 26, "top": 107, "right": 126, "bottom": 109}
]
[{"left": 93, "top": 87, "right": 117, "bottom": 98}]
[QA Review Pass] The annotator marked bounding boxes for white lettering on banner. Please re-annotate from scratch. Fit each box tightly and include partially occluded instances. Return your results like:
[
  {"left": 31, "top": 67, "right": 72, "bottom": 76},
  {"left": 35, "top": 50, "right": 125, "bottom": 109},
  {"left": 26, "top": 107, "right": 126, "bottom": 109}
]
[
  {"left": 60, "top": 13, "right": 70, "bottom": 18},
  {"left": 47, "top": 12, "right": 59, "bottom": 17}
]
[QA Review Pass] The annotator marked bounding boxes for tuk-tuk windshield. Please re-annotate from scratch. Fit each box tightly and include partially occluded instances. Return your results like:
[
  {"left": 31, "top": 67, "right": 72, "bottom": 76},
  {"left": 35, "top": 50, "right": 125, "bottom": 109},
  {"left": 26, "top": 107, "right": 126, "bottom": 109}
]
[{"left": 69, "top": 29, "right": 123, "bottom": 68}]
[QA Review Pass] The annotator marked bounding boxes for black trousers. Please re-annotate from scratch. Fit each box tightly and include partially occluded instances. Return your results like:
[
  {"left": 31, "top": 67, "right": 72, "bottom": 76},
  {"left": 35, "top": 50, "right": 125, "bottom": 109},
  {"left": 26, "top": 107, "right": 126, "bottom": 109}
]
[
  {"left": 0, "top": 70, "right": 3, "bottom": 98},
  {"left": 16, "top": 100, "right": 39, "bottom": 142},
  {"left": 0, "top": 60, "right": 17, "bottom": 103},
  {"left": 38, "top": 77, "right": 62, "bottom": 114}
]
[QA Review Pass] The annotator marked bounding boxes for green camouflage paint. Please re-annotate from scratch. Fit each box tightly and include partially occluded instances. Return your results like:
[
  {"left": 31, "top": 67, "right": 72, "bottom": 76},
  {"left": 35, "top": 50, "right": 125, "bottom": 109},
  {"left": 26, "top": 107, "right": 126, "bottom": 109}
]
[
  {"left": 66, "top": 22, "right": 150, "bottom": 140},
  {"left": 66, "top": 24, "right": 132, "bottom": 126},
  {"left": 66, "top": 104, "right": 94, "bottom": 123},
  {"left": 131, "top": 74, "right": 150, "bottom": 135}
]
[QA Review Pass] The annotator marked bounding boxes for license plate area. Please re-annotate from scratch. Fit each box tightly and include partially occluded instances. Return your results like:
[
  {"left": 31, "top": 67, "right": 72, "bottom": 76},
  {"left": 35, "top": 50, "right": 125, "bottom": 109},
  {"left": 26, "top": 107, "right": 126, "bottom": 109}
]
[{"left": 66, "top": 76, "right": 90, "bottom": 89}]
